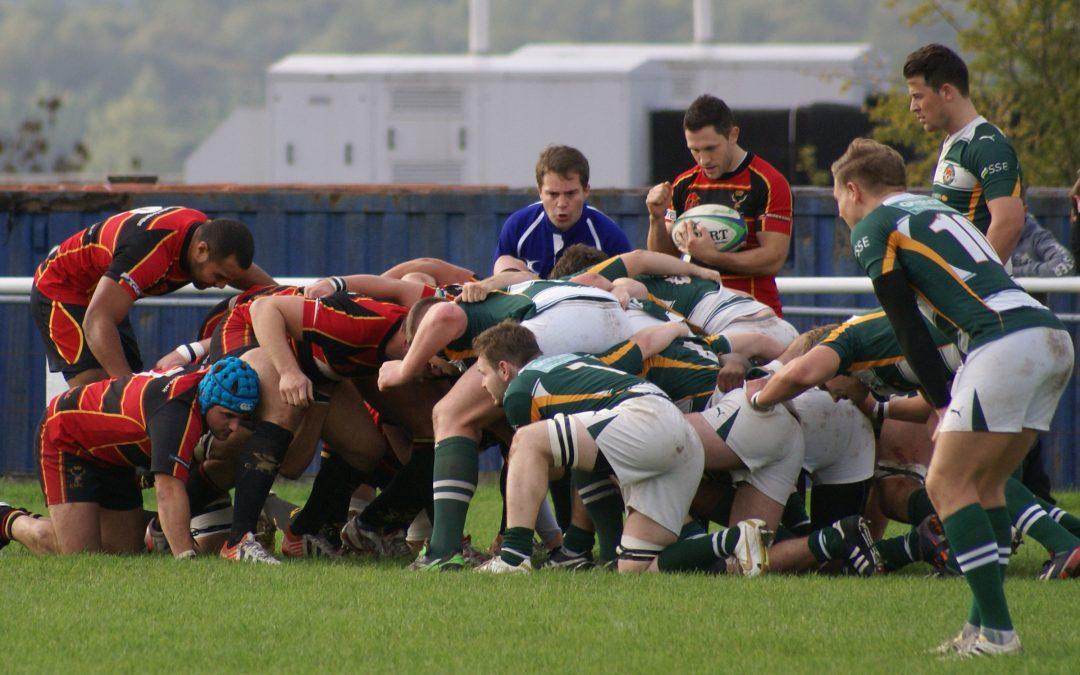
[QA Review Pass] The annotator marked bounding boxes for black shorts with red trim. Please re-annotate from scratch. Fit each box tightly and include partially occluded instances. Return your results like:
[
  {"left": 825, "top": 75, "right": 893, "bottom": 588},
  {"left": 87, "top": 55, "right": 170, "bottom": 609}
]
[
  {"left": 36, "top": 420, "right": 142, "bottom": 510},
  {"left": 30, "top": 286, "right": 143, "bottom": 378}
]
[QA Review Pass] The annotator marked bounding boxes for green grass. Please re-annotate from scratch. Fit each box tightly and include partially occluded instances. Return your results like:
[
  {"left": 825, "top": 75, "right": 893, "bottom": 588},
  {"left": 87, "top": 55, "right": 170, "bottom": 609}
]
[{"left": 2, "top": 477, "right": 1079, "bottom": 673}]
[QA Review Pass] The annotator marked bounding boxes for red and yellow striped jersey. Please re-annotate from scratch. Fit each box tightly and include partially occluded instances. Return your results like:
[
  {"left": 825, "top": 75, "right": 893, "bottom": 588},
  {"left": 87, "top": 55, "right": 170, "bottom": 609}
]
[
  {"left": 34, "top": 206, "right": 206, "bottom": 305},
  {"left": 41, "top": 367, "right": 208, "bottom": 482}
]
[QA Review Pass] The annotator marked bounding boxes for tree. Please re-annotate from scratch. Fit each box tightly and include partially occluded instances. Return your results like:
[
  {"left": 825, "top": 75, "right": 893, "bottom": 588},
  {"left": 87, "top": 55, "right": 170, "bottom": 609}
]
[
  {"left": 0, "top": 96, "right": 90, "bottom": 173},
  {"left": 870, "top": 0, "right": 1080, "bottom": 186}
]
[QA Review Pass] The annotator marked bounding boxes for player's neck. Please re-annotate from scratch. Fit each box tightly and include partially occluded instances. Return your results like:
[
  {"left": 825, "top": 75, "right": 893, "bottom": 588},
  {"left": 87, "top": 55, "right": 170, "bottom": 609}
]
[
  {"left": 944, "top": 101, "right": 980, "bottom": 136},
  {"left": 725, "top": 147, "right": 748, "bottom": 174}
]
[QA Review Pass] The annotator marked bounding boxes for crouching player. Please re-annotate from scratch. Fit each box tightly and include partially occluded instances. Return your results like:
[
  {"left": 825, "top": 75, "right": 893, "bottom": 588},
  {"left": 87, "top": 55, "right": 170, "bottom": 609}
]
[
  {"left": 471, "top": 320, "right": 770, "bottom": 574},
  {"left": 0, "top": 357, "right": 259, "bottom": 558}
]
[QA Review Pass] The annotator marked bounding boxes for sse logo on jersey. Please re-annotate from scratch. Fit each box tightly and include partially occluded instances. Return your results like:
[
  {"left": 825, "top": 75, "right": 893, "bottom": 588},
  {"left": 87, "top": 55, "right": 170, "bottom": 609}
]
[
  {"left": 980, "top": 162, "right": 1009, "bottom": 179},
  {"left": 853, "top": 236, "right": 873, "bottom": 259}
]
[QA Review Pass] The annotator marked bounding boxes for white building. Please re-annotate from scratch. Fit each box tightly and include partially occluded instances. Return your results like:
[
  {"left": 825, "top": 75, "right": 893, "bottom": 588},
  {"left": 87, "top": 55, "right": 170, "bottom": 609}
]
[{"left": 184, "top": 42, "right": 876, "bottom": 187}]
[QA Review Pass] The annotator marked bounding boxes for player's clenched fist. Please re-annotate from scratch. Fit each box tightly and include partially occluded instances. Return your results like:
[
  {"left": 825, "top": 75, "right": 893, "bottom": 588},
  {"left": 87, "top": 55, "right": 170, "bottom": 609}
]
[
  {"left": 646, "top": 182, "right": 673, "bottom": 221},
  {"left": 278, "top": 368, "right": 313, "bottom": 408}
]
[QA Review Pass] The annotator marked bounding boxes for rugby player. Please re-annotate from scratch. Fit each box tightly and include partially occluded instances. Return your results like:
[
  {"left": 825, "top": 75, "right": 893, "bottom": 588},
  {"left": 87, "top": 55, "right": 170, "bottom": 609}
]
[
  {"left": 31, "top": 206, "right": 273, "bottom": 387},
  {"left": 831, "top": 138, "right": 1072, "bottom": 656},
  {"left": 552, "top": 244, "right": 797, "bottom": 345},
  {"left": 0, "top": 357, "right": 259, "bottom": 558},
  {"left": 905, "top": 44, "right": 1025, "bottom": 260},
  {"left": 470, "top": 320, "right": 770, "bottom": 575},
  {"left": 493, "top": 145, "right": 631, "bottom": 278},
  {"left": 646, "top": 95, "right": 792, "bottom": 315}
]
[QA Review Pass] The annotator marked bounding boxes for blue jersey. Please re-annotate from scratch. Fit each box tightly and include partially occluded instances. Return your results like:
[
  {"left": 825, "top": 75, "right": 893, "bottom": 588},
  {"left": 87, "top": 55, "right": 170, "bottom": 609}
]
[{"left": 493, "top": 202, "right": 632, "bottom": 278}]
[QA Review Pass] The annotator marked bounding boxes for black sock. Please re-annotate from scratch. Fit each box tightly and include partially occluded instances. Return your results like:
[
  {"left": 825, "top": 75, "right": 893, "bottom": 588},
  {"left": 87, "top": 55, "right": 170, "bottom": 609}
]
[
  {"left": 186, "top": 463, "right": 228, "bottom": 515},
  {"left": 228, "top": 421, "right": 292, "bottom": 546},
  {"left": 290, "top": 451, "right": 367, "bottom": 535},
  {"left": 549, "top": 471, "right": 574, "bottom": 531},
  {"left": 360, "top": 443, "right": 435, "bottom": 531}
]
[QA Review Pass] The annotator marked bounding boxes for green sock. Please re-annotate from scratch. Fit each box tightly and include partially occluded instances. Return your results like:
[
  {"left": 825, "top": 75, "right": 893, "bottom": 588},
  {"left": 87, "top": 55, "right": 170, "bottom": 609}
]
[
  {"left": 943, "top": 504, "right": 1012, "bottom": 632},
  {"left": 561, "top": 525, "right": 595, "bottom": 557},
  {"left": 657, "top": 527, "right": 741, "bottom": 572},
  {"left": 906, "top": 488, "right": 935, "bottom": 524},
  {"left": 773, "top": 524, "right": 798, "bottom": 543},
  {"left": 679, "top": 520, "right": 708, "bottom": 540},
  {"left": 500, "top": 526, "right": 534, "bottom": 566},
  {"left": 781, "top": 492, "right": 812, "bottom": 536},
  {"left": 1007, "top": 478, "right": 1080, "bottom": 555},
  {"left": 876, "top": 528, "right": 918, "bottom": 571},
  {"left": 807, "top": 525, "right": 844, "bottom": 564},
  {"left": 573, "top": 470, "right": 623, "bottom": 562},
  {"left": 987, "top": 506, "right": 1012, "bottom": 575},
  {"left": 1042, "top": 500, "right": 1080, "bottom": 538},
  {"left": 428, "top": 436, "right": 479, "bottom": 558}
]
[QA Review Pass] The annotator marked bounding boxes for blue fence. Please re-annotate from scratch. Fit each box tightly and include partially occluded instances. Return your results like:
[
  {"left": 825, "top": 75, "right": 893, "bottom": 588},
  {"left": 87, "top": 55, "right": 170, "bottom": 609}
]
[{"left": 0, "top": 186, "right": 1076, "bottom": 484}]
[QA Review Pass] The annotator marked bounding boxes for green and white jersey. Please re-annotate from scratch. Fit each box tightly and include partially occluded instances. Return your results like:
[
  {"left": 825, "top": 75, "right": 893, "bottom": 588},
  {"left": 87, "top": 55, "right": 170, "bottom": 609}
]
[
  {"left": 587, "top": 256, "right": 756, "bottom": 319},
  {"left": 595, "top": 335, "right": 731, "bottom": 412},
  {"left": 851, "top": 193, "right": 1061, "bottom": 353},
  {"left": 502, "top": 352, "right": 667, "bottom": 429},
  {"left": 819, "top": 310, "right": 961, "bottom": 397},
  {"left": 445, "top": 280, "right": 619, "bottom": 361},
  {"left": 932, "top": 116, "right": 1022, "bottom": 234}
]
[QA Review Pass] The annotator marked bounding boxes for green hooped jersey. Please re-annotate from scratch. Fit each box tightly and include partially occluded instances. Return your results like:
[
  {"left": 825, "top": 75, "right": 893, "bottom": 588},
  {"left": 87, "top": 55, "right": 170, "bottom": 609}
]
[
  {"left": 595, "top": 334, "right": 730, "bottom": 412},
  {"left": 851, "top": 193, "right": 1061, "bottom": 353},
  {"left": 444, "top": 280, "right": 619, "bottom": 361},
  {"left": 502, "top": 352, "right": 667, "bottom": 429},
  {"left": 587, "top": 256, "right": 752, "bottom": 319},
  {"left": 933, "top": 116, "right": 1022, "bottom": 234},
  {"left": 819, "top": 310, "right": 961, "bottom": 397}
]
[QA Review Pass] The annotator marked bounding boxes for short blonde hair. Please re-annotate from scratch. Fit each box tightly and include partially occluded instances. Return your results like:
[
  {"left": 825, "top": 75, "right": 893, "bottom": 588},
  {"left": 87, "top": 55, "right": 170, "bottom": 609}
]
[{"left": 831, "top": 138, "right": 907, "bottom": 193}]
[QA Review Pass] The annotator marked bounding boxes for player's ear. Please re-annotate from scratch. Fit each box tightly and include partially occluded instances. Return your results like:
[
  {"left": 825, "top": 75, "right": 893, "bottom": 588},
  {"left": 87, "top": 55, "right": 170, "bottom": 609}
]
[
  {"left": 727, "top": 126, "right": 740, "bottom": 144},
  {"left": 192, "top": 239, "right": 211, "bottom": 263}
]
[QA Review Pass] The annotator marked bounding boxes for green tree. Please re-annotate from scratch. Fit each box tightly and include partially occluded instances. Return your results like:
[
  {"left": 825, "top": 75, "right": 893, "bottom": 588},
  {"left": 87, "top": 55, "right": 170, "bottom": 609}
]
[
  {"left": 870, "top": 0, "right": 1080, "bottom": 186},
  {"left": 0, "top": 96, "right": 89, "bottom": 173}
]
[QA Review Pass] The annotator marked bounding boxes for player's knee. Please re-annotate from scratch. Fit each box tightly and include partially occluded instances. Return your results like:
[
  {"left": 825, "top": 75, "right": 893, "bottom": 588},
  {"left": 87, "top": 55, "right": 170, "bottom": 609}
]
[
  {"left": 616, "top": 535, "right": 663, "bottom": 574},
  {"left": 507, "top": 424, "right": 548, "bottom": 463}
]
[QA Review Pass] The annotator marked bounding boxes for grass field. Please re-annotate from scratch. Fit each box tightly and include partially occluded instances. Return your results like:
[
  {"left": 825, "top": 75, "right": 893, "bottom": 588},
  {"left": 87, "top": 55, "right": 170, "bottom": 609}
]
[{"left": 2, "top": 477, "right": 1078, "bottom": 673}]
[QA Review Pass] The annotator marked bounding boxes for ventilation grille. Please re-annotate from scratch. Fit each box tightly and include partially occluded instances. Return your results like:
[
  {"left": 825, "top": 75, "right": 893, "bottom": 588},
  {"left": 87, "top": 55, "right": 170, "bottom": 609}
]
[
  {"left": 390, "top": 87, "right": 464, "bottom": 113},
  {"left": 391, "top": 161, "right": 463, "bottom": 184}
]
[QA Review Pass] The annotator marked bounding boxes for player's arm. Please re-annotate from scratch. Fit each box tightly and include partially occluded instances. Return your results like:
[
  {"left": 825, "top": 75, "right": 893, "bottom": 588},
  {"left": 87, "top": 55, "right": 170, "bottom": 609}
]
[
  {"left": 723, "top": 332, "right": 785, "bottom": 362},
  {"left": 645, "top": 182, "right": 681, "bottom": 256},
  {"left": 457, "top": 269, "right": 537, "bottom": 303},
  {"left": 155, "top": 472, "right": 196, "bottom": 557},
  {"left": 155, "top": 337, "right": 212, "bottom": 370},
  {"left": 382, "top": 257, "right": 476, "bottom": 285},
  {"left": 617, "top": 249, "right": 722, "bottom": 283},
  {"left": 749, "top": 345, "right": 843, "bottom": 408},
  {"left": 985, "top": 197, "right": 1025, "bottom": 262},
  {"left": 681, "top": 229, "right": 790, "bottom": 276},
  {"left": 881, "top": 392, "right": 935, "bottom": 424},
  {"left": 228, "top": 263, "right": 275, "bottom": 290},
  {"left": 84, "top": 278, "right": 138, "bottom": 378},
  {"left": 305, "top": 274, "right": 426, "bottom": 305},
  {"left": 630, "top": 321, "right": 692, "bottom": 360},
  {"left": 379, "top": 302, "right": 466, "bottom": 389},
  {"left": 872, "top": 269, "right": 952, "bottom": 411},
  {"left": 249, "top": 295, "right": 312, "bottom": 407}
]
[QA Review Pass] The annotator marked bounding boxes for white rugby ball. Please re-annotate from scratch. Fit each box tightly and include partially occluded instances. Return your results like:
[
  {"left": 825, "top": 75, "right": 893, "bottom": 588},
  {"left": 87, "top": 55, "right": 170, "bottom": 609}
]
[{"left": 671, "top": 203, "right": 747, "bottom": 253}]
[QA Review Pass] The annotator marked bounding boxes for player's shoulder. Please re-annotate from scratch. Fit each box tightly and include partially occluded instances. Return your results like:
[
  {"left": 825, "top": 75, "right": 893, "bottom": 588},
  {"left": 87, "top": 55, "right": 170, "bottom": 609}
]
[
  {"left": 746, "top": 153, "right": 790, "bottom": 186},
  {"left": 672, "top": 165, "right": 701, "bottom": 189},
  {"left": 582, "top": 203, "right": 618, "bottom": 226},
  {"left": 502, "top": 202, "right": 546, "bottom": 229}
]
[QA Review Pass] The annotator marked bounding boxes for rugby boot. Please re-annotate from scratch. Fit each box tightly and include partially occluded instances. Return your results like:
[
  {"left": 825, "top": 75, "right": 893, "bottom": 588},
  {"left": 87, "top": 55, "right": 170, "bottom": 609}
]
[
  {"left": 930, "top": 625, "right": 979, "bottom": 655},
  {"left": 916, "top": 514, "right": 959, "bottom": 576},
  {"left": 958, "top": 633, "right": 1023, "bottom": 657},
  {"left": 733, "top": 518, "right": 772, "bottom": 577},
  {"left": 281, "top": 526, "right": 341, "bottom": 558},
  {"left": 834, "top": 515, "right": 881, "bottom": 576},
  {"left": 1038, "top": 546, "right": 1080, "bottom": 580},
  {"left": 542, "top": 546, "right": 595, "bottom": 570},
  {"left": 408, "top": 545, "right": 466, "bottom": 571},
  {"left": 381, "top": 530, "right": 413, "bottom": 558},
  {"left": 460, "top": 534, "right": 491, "bottom": 567},
  {"left": 220, "top": 532, "right": 281, "bottom": 565},
  {"left": 475, "top": 556, "right": 533, "bottom": 574},
  {"left": 340, "top": 516, "right": 386, "bottom": 556}
]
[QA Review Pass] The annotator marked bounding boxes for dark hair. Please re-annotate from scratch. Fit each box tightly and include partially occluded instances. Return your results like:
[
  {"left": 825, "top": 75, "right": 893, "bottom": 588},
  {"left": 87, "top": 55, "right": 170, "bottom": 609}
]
[
  {"left": 831, "top": 138, "right": 907, "bottom": 193},
  {"left": 903, "top": 43, "right": 969, "bottom": 97},
  {"left": 404, "top": 295, "right": 448, "bottom": 343},
  {"left": 473, "top": 320, "right": 541, "bottom": 368},
  {"left": 1069, "top": 170, "right": 1080, "bottom": 227},
  {"left": 550, "top": 244, "right": 610, "bottom": 279},
  {"left": 683, "top": 94, "right": 735, "bottom": 135},
  {"left": 535, "top": 145, "right": 590, "bottom": 187},
  {"left": 196, "top": 218, "right": 254, "bottom": 268}
]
